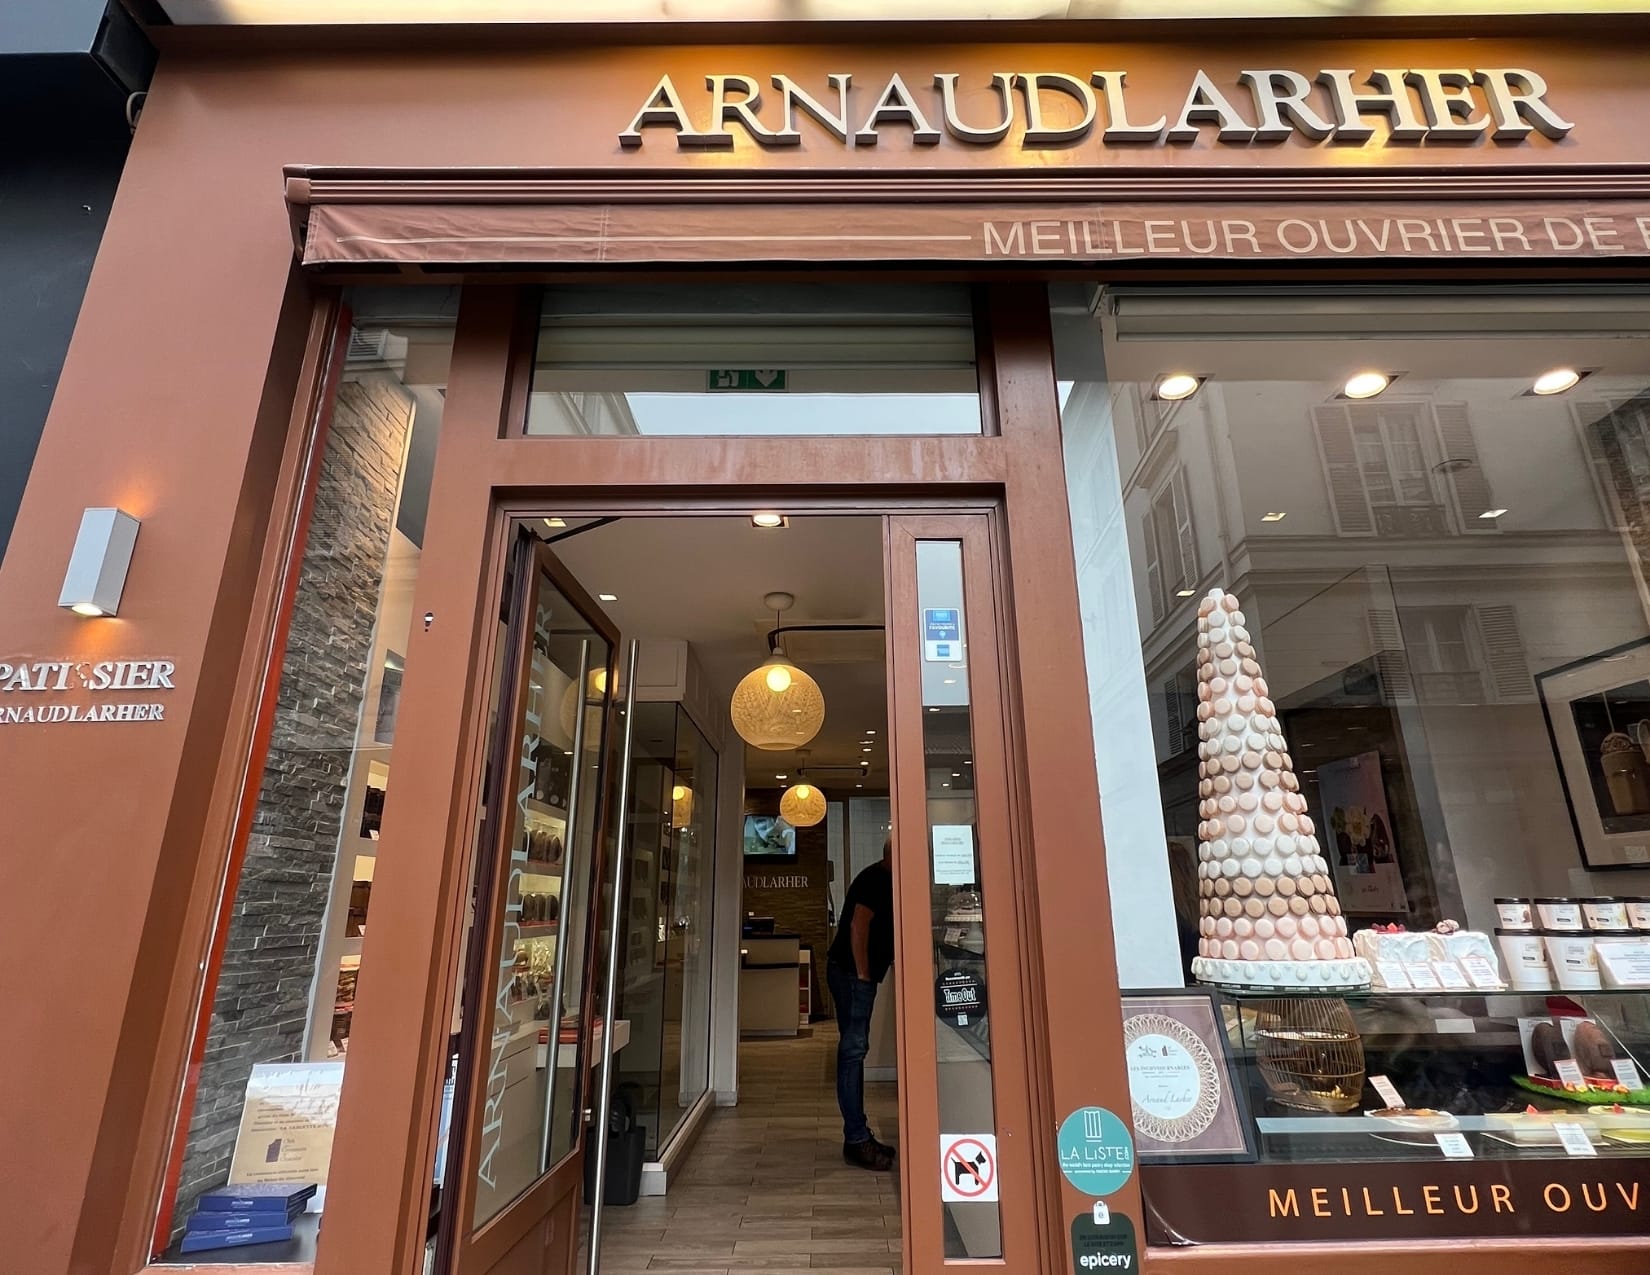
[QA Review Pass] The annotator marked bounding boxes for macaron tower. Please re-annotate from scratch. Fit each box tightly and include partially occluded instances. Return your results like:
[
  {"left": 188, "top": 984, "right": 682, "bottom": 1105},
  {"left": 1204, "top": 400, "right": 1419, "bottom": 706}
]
[{"left": 1190, "top": 588, "right": 1372, "bottom": 992}]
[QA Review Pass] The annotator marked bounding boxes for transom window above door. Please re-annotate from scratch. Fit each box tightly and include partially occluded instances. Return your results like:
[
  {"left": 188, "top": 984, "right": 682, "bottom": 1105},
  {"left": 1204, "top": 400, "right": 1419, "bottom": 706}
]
[{"left": 524, "top": 283, "right": 983, "bottom": 437}]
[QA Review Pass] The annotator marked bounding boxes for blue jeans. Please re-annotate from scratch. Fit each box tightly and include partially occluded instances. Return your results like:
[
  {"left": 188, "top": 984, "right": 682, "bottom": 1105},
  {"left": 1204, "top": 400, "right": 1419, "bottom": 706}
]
[{"left": 827, "top": 962, "right": 877, "bottom": 1145}]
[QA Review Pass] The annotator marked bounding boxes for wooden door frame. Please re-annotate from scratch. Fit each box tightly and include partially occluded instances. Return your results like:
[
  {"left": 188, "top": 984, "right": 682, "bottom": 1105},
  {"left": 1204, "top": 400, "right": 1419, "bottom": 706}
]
[
  {"left": 436, "top": 531, "right": 625, "bottom": 1274},
  {"left": 885, "top": 512, "right": 1053, "bottom": 1274},
  {"left": 314, "top": 282, "right": 1146, "bottom": 1275}
]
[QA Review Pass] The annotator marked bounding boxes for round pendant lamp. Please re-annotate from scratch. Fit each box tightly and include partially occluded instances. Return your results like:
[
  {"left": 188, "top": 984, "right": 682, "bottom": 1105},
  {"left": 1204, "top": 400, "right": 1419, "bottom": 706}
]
[
  {"left": 671, "top": 783, "right": 694, "bottom": 830},
  {"left": 780, "top": 781, "right": 827, "bottom": 828},
  {"left": 558, "top": 666, "right": 608, "bottom": 741},
  {"left": 730, "top": 649, "right": 825, "bottom": 751}
]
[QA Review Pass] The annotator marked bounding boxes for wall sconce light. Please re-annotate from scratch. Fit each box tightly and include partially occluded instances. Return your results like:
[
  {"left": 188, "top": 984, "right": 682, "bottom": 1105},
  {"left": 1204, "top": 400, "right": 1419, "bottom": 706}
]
[{"left": 58, "top": 507, "right": 139, "bottom": 618}]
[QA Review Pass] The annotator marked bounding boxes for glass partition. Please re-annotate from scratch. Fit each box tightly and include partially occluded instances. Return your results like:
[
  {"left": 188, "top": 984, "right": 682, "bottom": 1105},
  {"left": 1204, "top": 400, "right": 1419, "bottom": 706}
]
[
  {"left": 158, "top": 288, "right": 457, "bottom": 1262},
  {"left": 616, "top": 701, "right": 718, "bottom": 1156},
  {"left": 1056, "top": 285, "right": 1650, "bottom": 1246},
  {"left": 526, "top": 284, "right": 981, "bottom": 437}
]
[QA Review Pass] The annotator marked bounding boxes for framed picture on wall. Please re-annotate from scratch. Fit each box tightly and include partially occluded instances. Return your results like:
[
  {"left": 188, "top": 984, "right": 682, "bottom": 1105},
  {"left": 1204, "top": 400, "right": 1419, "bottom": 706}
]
[
  {"left": 1538, "top": 637, "right": 1650, "bottom": 869},
  {"left": 1315, "top": 751, "right": 1411, "bottom": 915},
  {"left": 1121, "top": 991, "right": 1254, "bottom": 1164}
]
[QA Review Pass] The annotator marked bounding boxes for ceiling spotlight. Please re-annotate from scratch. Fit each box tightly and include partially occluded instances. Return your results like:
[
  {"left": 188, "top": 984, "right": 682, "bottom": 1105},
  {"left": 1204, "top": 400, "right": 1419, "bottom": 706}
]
[
  {"left": 598, "top": 593, "right": 618, "bottom": 602},
  {"left": 1479, "top": 508, "right": 1509, "bottom": 520},
  {"left": 751, "top": 512, "right": 788, "bottom": 529},
  {"left": 543, "top": 517, "right": 566, "bottom": 529},
  {"left": 1175, "top": 589, "right": 1195, "bottom": 598},
  {"left": 1261, "top": 511, "right": 1288, "bottom": 523},
  {"left": 1343, "top": 371, "right": 1391, "bottom": 400},
  {"left": 776, "top": 774, "right": 788, "bottom": 780},
  {"left": 862, "top": 746, "right": 873, "bottom": 753},
  {"left": 1155, "top": 373, "right": 1202, "bottom": 401},
  {"left": 1532, "top": 367, "right": 1582, "bottom": 396},
  {"left": 866, "top": 728, "right": 877, "bottom": 735}
]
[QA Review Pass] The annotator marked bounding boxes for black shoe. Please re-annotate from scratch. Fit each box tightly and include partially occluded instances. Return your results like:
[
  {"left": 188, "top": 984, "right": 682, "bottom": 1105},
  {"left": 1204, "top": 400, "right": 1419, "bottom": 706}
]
[{"left": 843, "top": 1139, "right": 895, "bottom": 1171}]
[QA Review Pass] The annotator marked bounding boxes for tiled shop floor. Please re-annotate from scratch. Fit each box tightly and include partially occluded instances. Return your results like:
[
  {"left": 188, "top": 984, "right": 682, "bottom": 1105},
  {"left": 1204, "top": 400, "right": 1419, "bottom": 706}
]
[{"left": 595, "top": 1024, "right": 902, "bottom": 1274}]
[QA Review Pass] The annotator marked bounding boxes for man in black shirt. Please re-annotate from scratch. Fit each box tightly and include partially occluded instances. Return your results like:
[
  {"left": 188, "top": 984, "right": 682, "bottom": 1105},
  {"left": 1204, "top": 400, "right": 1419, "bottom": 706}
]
[{"left": 826, "top": 836, "right": 897, "bottom": 1170}]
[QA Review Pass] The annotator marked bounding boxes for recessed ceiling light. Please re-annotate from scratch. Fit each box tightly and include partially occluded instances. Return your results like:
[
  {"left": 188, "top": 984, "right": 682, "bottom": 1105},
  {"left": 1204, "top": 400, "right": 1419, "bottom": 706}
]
[
  {"left": 866, "top": 728, "right": 877, "bottom": 735},
  {"left": 1479, "top": 508, "right": 1509, "bottom": 519},
  {"left": 1261, "top": 511, "right": 1288, "bottom": 523},
  {"left": 1156, "top": 373, "right": 1201, "bottom": 401},
  {"left": 862, "top": 746, "right": 873, "bottom": 752},
  {"left": 942, "top": 782, "right": 951, "bottom": 789},
  {"left": 1532, "top": 367, "right": 1582, "bottom": 396},
  {"left": 928, "top": 707, "right": 940, "bottom": 713},
  {"left": 598, "top": 593, "right": 618, "bottom": 602},
  {"left": 952, "top": 772, "right": 961, "bottom": 778},
  {"left": 1343, "top": 371, "right": 1391, "bottom": 400},
  {"left": 750, "top": 512, "right": 788, "bottom": 529},
  {"left": 776, "top": 774, "right": 787, "bottom": 780},
  {"left": 943, "top": 677, "right": 958, "bottom": 684},
  {"left": 856, "top": 783, "right": 863, "bottom": 788},
  {"left": 543, "top": 517, "right": 566, "bottom": 529},
  {"left": 1175, "top": 589, "right": 1195, "bottom": 598}
]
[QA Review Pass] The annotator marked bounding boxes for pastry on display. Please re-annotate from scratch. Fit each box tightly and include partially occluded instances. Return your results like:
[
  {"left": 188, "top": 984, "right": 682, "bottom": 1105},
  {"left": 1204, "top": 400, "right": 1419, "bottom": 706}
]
[
  {"left": 1190, "top": 589, "right": 1371, "bottom": 991},
  {"left": 1364, "top": 1107, "right": 1458, "bottom": 1130},
  {"left": 1487, "top": 1106, "right": 1602, "bottom": 1145},
  {"left": 1354, "top": 920, "right": 1504, "bottom": 989}
]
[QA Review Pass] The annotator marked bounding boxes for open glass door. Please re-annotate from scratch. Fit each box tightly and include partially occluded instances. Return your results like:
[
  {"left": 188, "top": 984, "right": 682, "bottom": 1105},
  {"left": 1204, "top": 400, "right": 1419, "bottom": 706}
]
[
  {"left": 436, "top": 528, "right": 624, "bottom": 1275},
  {"left": 886, "top": 513, "right": 1049, "bottom": 1275}
]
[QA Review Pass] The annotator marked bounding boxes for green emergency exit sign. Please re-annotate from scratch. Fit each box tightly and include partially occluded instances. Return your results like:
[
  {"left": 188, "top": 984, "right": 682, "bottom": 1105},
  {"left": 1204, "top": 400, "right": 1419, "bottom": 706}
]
[{"left": 706, "top": 369, "right": 787, "bottom": 392}]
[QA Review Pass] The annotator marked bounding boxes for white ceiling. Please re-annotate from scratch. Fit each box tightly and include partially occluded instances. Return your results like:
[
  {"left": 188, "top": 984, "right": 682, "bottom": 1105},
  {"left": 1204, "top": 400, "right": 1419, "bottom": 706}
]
[{"left": 548, "top": 514, "right": 889, "bottom": 793}]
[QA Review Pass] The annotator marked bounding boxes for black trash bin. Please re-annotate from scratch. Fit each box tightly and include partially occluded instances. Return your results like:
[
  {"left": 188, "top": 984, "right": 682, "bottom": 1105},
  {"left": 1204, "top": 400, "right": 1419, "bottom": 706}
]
[{"left": 584, "top": 1085, "right": 645, "bottom": 1207}]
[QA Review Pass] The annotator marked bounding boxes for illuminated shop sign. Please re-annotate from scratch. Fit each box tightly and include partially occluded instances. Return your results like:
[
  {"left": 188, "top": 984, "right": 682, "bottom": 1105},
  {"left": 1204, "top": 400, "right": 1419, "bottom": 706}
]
[{"left": 620, "top": 68, "right": 1573, "bottom": 150}]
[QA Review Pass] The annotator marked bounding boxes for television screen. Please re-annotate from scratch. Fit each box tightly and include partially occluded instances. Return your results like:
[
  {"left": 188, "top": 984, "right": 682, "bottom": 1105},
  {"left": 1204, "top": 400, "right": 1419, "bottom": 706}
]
[{"left": 743, "top": 814, "right": 796, "bottom": 857}]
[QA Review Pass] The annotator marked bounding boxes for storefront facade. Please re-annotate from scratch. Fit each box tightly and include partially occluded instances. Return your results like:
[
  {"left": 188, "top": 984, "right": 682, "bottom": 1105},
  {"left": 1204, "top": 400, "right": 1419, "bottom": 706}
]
[{"left": 7, "top": 11, "right": 1650, "bottom": 1275}]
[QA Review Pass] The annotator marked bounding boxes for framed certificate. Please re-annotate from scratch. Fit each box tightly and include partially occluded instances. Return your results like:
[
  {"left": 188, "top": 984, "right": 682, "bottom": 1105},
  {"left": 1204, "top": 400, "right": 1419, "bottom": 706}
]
[{"left": 1122, "top": 991, "right": 1254, "bottom": 1163}]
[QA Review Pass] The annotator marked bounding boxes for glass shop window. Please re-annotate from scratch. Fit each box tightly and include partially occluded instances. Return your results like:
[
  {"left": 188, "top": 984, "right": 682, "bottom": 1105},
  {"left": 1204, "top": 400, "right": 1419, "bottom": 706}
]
[
  {"left": 1055, "top": 285, "right": 1650, "bottom": 1247},
  {"left": 154, "top": 287, "right": 457, "bottom": 1264},
  {"left": 524, "top": 282, "right": 982, "bottom": 436}
]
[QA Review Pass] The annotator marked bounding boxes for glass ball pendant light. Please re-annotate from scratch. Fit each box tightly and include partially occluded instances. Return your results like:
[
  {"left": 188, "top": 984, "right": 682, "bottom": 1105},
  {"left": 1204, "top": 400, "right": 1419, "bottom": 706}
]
[
  {"left": 729, "top": 591, "right": 825, "bottom": 751},
  {"left": 780, "top": 780, "right": 827, "bottom": 828},
  {"left": 558, "top": 666, "right": 608, "bottom": 741},
  {"left": 671, "top": 783, "right": 694, "bottom": 830},
  {"left": 729, "top": 649, "right": 825, "bottom": 750}
]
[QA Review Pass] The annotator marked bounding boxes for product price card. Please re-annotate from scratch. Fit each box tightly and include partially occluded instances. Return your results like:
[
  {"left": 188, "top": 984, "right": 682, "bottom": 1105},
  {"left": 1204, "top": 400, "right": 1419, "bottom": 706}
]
[
  {"left": 1435, "top": 1132, "right": 1474, "bottom": 1159},
  {"left": 1404, "top": 962, "right": 1444, "bottom": 991},
  {"left": 1376, "top": 961, "right": 1412, "bottom": 990},
  {"left": 1613, "top": 1058, "right": 1645, "bottom": 1091},
  {"left": 1370, "top": 1075, "right": 1405, "bottom": 1109},
  {"left": 1460, "top": 954, "right": 1503, "bottom": 990},
  {"left": 1554, "top": 1058, "right": 1587, "bottom": 1090},
  {"left": 1555, "top": 1122, "right": 1598, "bottom": 1157},
  {"left": 1432, "top": 961, "right": 1470, "bottom": 991}
]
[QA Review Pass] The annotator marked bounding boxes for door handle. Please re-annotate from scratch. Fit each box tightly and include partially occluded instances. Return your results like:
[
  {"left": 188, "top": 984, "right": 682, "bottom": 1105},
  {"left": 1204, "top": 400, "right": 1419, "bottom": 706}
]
[{"left": 585, "top": 639, "right": 640, "bottom": 1275}]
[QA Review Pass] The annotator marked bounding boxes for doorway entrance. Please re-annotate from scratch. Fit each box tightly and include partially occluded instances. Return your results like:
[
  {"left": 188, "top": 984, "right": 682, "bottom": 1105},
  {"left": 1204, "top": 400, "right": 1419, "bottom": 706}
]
[{"left": 428, "top": 507, "right": 1035, "bottom": 1275}]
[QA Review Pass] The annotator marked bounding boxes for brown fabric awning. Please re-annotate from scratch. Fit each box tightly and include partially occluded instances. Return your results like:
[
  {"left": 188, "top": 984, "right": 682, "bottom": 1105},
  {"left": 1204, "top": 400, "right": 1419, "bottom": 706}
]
[
  {"left": 287, "top": 172, "right": 1650, "bottom": 266},
  {"left": 300, "top": 198, "right": 1650, "bottom": 266}
]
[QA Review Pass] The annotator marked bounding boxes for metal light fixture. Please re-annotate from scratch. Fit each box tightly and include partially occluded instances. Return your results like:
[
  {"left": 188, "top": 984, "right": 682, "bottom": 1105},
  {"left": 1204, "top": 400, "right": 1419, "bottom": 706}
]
[
  {"left": 780, "top": 756, "right": 827, "bottom": 828},
  {"left": 59, "top": 507, "right": 139, "bottom": 618},
  {"left": 751, "top": 511, "right": 788, "bottom": 529},
  {"left": 1532, "top": 367, "right": 1583, "bottom": 396},
  {"left": 1155, "top": 373, "right": 1202, "bottom": 401},
  {"left": 729, "top": 592, "right": 825, "bottom": 751},
  {"left": 1342, "top": 371, "right": 1391, "bottom": 400}
]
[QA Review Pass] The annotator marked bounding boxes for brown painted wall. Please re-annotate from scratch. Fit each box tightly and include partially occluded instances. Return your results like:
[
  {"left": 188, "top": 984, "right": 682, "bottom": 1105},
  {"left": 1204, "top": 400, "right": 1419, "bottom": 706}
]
[{"left": 2, "top": 28, "right": 1650, "bottom": 1275}]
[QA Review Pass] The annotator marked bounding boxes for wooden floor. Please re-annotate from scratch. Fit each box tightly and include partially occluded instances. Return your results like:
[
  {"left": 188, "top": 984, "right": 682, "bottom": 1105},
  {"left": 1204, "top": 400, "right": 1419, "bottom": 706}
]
[{"left": 597, "top": 1023, "right": 902, "bottom": 1274}]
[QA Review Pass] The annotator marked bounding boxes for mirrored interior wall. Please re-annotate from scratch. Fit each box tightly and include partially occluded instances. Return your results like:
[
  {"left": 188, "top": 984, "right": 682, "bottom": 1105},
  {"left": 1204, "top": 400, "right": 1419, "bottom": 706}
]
[{"left": 1054, "top": 285, "right": 1650, "bottom": 988}]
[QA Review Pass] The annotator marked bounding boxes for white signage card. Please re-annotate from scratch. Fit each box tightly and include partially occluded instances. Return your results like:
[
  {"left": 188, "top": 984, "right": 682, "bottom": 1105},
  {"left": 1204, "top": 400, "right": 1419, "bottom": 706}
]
[
  {"left": 932, "top": 825, "right": 976, "bottom": 886},
  {"left": 1433, "top": 961, "right": 1471, "bottom": 991},
  {"left": 1460, "top": 954, "right": 1503, "bottom": 990},
  {"left": 1555, "top": 1058, "right": 1587, "bottom": 1089},
  {"left": 229, "top": 1061, "right": 346, "bottom": 1192},
  {"left": 1370, "top": 1075, "right": 1405, "bottom": 1109},
  {"left": 1435, "top": 1132, "right": 1474, "bottom": 1159},
  {"left": 1596, "top": 939, "right": 1650, "bottom": 988},
  {"left": 1555, "top": 1122, "right": 1598, "bottom": 1157},
  {"left": 1404, "top": 962, "right": 1444, "bottom": 992},
  {"left": 939, "top": 1133, "right": 999, "bottom": 1203},
  {"left": 1375, "top": 961, "right": 1412, "bottom": 991},
  {"left": 1612, "top": 1058, "right": 1645, "bottom": 1091}
]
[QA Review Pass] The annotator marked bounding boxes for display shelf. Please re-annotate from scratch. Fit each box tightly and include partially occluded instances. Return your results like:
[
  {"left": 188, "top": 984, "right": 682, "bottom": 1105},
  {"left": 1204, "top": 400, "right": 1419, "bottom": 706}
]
[
  {"left": 522, "top": 859, "right": 565, "bottom": 876},
  {"left": 516, "top": 923, "right": 559, "bottom": 940},
  {"left": 523, "top": 796, "right": 566, "bottom": 832}
]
